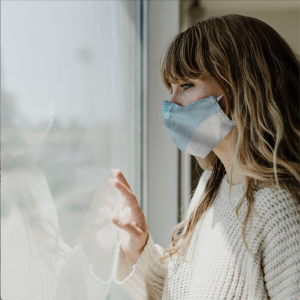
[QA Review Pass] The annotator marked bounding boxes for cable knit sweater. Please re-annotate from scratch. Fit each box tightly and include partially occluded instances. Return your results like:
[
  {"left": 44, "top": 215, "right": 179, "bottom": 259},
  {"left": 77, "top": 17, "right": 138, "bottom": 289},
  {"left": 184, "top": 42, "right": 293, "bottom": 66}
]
[{"left": 114, "top": 169, "right": 300, "bottom": 300}]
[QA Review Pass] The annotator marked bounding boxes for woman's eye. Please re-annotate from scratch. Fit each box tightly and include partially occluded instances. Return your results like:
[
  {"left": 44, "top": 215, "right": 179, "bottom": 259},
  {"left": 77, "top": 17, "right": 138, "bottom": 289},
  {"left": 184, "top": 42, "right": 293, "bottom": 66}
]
[
  {"left": 181, "top": 84, "right": 192, "bottom": 90},
  {"left": 169, "top": 84, "right": 192, "bottom": 95}
]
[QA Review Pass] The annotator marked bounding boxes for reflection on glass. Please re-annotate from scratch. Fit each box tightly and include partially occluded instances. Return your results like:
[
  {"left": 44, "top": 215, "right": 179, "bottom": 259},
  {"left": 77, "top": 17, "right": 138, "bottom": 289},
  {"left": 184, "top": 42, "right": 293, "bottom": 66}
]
[{"left": 1, "top": 1, "right": 137, "bottom": 299}]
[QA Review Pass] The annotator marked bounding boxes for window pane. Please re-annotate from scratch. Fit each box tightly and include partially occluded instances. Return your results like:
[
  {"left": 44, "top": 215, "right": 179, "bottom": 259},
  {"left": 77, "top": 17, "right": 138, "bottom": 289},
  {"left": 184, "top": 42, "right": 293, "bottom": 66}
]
[{"left": 1, "top": 1, "right": 137, "bottom": 299}]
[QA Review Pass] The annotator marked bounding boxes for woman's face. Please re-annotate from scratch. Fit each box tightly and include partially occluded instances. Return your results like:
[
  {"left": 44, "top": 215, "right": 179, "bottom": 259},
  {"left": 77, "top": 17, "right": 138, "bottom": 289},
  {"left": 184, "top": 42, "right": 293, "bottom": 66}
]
[{"left": 169, "top": 77, "right": 223, "bottom": 107}]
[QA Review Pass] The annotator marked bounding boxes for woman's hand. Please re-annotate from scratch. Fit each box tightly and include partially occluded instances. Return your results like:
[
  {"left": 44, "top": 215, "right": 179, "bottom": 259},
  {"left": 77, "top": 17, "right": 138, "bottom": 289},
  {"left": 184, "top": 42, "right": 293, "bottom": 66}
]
[{"left": 112, "top": 169, "right": 148, "bottom": 264}]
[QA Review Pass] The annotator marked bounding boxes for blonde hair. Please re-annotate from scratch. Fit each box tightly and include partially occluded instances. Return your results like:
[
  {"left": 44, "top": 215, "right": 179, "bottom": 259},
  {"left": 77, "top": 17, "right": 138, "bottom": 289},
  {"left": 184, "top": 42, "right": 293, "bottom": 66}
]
[{"left": 160, "top": 14, "right": 300, "bottom": 263}]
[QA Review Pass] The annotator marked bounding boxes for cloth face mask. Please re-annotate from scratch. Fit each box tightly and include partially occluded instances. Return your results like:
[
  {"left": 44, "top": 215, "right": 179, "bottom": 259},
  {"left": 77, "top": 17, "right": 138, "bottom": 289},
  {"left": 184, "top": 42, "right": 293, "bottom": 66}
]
[{"left": 162, "top": 95, "right": 235, "bottom": 158}]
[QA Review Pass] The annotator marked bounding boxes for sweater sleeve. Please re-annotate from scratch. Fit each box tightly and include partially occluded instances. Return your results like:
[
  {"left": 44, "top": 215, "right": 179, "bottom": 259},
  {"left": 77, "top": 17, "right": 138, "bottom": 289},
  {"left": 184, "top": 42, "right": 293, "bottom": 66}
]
[
  {"left": 114, "top": 232, "right": 168, "bottom": 300},
  {"left": 260, "top": 189, "right": 300, "bottom": 300},
  {"left": 113, "top": 168, "right": 212, "bottom": 299}
]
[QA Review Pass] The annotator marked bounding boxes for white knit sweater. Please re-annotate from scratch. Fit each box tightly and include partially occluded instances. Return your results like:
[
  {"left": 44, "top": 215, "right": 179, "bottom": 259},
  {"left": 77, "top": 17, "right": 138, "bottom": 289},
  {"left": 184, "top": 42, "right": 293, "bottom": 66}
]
[{"left": 114, "top": 169, "right": 300, "bottom": 300}]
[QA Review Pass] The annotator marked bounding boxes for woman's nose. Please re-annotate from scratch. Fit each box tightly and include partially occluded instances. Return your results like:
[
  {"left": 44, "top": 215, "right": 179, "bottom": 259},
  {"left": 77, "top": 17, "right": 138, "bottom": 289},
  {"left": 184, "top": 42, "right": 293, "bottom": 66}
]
[{"left": 169, "top": 93, "right": 183, "bottom": 106}]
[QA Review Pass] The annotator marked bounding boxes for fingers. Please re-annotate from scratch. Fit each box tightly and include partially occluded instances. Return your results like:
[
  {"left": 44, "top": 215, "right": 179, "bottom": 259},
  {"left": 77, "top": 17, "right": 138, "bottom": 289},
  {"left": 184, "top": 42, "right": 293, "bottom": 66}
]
[
  {"left": 114, "top": 180, "right": 133, "bottom": 199},
  {"left": 132, "top": 219, "right": 143, "bottom": 229},
  {"left": 115, "top": 169, "right": 132, "bottom": 191},
  {"left": 114, "top": 179, "right": 140, "bottom": 209},
  {"left": 112, "top": 215, "right": 144, "bottom": 238},
  {"left": 119, "top": 206, "right": 146, "bottom": 232}
]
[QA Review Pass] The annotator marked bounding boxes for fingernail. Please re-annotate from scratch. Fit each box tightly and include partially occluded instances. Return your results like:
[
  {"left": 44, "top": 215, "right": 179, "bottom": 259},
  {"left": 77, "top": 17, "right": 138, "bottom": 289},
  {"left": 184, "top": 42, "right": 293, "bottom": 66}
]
[{"left": 112, "top": 215, "right": 121, "bottom": 224}]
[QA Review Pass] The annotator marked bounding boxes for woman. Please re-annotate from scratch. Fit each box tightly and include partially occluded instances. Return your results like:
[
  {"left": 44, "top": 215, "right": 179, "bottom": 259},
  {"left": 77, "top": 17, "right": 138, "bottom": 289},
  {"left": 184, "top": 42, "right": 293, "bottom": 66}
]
[{"left": 111, "top": 14, "right": 300, "bottom": 299}]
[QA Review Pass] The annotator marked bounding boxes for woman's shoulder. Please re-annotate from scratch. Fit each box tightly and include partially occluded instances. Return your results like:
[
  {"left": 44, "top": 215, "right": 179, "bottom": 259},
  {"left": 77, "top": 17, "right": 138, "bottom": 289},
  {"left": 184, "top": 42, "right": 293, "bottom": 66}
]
[
  {"left": 253, "top": 183, "right": 299, "bottom": 216},
  {"left": 250, "top": 184, "right": 300, "bottom": 237}
]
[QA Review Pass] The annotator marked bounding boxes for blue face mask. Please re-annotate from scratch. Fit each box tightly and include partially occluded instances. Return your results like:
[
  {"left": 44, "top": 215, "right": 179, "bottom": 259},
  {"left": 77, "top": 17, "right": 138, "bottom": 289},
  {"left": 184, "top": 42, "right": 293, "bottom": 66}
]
[{"left": 162, "top": 95, "right": 235, "bottom": 158}]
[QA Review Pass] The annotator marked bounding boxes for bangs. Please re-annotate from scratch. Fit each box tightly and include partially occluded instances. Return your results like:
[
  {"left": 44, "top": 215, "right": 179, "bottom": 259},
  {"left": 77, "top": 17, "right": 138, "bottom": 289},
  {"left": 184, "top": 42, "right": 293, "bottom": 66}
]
[{"left": 160, "top": 28, "right": 207, "bottom": 90}]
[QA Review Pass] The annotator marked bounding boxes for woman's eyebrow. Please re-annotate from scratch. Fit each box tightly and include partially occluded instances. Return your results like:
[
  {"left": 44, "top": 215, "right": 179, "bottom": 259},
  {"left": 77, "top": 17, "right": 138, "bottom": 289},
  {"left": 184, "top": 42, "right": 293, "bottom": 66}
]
[{"left": 169, "top": 81, "right": 188, "bottom": 89}]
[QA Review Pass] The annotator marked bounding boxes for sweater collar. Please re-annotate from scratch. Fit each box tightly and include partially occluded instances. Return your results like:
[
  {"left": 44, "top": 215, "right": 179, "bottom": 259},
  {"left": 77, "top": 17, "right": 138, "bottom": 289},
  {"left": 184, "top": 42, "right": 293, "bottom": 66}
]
[{"left": 219, "top": 173, "right": 245, "bottom": 200}]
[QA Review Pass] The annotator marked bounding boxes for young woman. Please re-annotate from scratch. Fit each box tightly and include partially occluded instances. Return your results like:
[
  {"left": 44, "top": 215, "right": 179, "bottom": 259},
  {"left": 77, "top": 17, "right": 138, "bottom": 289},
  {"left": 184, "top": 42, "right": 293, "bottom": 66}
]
[{"left": 111, "top": 14, "right": 300, "bottom": 299}]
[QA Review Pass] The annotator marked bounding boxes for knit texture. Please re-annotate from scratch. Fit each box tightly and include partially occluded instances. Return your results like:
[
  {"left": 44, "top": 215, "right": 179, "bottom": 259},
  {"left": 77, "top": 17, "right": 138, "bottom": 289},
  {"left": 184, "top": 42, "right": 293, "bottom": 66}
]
[{"left": 114, "top": 169, "right": 300, "bottom": 300}]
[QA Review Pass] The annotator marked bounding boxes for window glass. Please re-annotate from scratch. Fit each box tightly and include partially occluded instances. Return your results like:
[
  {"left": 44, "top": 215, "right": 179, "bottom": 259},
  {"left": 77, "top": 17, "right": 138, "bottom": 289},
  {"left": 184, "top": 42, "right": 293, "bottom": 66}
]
[{"left": 1, "top": 1, "right": 138, "bottom": 299}]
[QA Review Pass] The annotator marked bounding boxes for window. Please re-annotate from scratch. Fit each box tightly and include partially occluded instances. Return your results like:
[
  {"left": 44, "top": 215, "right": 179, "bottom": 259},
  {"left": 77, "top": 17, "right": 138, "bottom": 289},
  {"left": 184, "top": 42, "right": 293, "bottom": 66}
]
[{"left": 1, "top": 1, "right": 143, "bottom": 299}]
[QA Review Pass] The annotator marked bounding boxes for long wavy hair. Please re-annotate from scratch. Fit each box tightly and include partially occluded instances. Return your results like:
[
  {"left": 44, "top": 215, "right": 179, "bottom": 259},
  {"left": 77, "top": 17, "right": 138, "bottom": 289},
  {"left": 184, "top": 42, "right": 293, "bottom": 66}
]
[{"left": 159, "top": 14, "right": 300, "bottom": 263}]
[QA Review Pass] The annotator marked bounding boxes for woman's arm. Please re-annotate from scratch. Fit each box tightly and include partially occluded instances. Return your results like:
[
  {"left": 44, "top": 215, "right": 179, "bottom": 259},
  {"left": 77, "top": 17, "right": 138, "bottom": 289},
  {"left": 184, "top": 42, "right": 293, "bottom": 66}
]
[
  {"left": 114, "top": 169, "right": 213, "bottom": 299},
  {"left": 114, "top": 232, "right": 168, "bottom": 300},
  {"left": 261, "top": 189, "right": 300, "bottom": 300}
]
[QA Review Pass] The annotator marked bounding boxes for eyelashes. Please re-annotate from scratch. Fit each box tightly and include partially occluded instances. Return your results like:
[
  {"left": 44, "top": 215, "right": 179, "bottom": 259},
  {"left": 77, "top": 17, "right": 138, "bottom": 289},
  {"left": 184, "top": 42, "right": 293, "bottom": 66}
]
[{"left": 169, "top": 83, "right": 193, "bottom": 95}]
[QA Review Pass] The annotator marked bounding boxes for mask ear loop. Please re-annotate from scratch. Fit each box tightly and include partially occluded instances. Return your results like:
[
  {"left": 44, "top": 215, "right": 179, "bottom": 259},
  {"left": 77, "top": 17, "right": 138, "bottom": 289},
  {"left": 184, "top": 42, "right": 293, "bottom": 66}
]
[{"left": 216, "top": 94, "right": 223, "bottom": 101}]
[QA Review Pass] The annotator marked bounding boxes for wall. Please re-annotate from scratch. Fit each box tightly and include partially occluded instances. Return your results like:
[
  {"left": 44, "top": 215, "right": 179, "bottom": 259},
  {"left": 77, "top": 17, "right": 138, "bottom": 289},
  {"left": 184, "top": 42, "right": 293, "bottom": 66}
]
[{"left": 147, "top": 0, "right": 180, "bottom": 248}]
